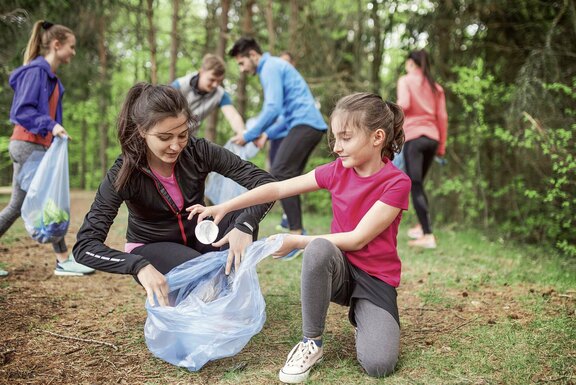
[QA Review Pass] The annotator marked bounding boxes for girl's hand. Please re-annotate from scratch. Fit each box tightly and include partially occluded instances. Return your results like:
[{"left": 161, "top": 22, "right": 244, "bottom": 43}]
[
  {"left": 231, "top": 133, "right": 247, "bottom": 146},
  {"left": 186, "top": 204, "right": 226, "bottom": 223},
  {"left": 137, "top": 264, "right": 169, "bottom": 307},
  {"left": 52, "top": 124, "right": 72, "bottom": 140},
  {"left": 254, "top": 133, "right": 268, "bottom": 149},
  {"left": 269, "top": 233, "right": 307, "bottom": 258},
  {"left": 212, "top": 228, "right": 252, "bottom": 275}
]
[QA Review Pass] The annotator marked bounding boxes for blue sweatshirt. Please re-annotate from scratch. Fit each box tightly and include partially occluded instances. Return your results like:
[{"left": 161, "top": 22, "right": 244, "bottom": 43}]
[
  {"left": 9, "top": 56, "right": 64, "bottom": 137},
  {"left": 243, "top": 53, "right": 327, "bottom": 142}
]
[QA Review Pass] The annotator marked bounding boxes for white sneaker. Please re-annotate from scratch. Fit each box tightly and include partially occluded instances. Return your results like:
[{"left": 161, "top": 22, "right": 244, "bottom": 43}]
[{"left": 279, "top": 340, "right": 323, "bottom": 384}]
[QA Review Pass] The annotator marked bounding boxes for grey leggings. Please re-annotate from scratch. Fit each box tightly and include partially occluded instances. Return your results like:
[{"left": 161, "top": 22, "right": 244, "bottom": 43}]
[
  {"left": 0, "top": 140, "right": 67, "bottom": 253},
  {"left": 301, "top": 238, "right": 400, "bottom": 377}
]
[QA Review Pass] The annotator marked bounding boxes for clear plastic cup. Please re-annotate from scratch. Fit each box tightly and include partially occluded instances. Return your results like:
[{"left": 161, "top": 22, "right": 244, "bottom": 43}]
[{"left": 195, "top": 220, "right": 219, "bottom": 244}]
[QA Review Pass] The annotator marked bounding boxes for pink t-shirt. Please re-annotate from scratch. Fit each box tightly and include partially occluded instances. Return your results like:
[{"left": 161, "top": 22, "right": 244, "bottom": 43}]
[
  {"left": 315, "top": 158, "right": 411, "bottom": 287},
  {"left": 124, "top": 168, "right": 184, "bottom": 253},
  {"left": 397, "top": 70, "right": 448, "bottom": 155}
]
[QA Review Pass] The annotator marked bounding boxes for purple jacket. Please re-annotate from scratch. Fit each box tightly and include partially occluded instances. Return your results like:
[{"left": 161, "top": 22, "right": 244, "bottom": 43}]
[{"left": 9, "top": 56, "right": 64, "bottom": 137}]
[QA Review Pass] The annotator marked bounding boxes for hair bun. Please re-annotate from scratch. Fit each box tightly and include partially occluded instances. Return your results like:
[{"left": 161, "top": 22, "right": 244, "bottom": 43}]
[{"left": 41, "top": 21, "right": 54, "bottom": 30}]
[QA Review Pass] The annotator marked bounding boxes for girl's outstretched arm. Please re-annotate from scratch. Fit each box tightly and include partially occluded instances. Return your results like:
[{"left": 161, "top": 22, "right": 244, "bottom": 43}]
[
  {"left": 187, "top": 170, "right": 320, "bottom": 224},
  {"left": 271, "top": 200, "right": 401, "bottom": 257}
]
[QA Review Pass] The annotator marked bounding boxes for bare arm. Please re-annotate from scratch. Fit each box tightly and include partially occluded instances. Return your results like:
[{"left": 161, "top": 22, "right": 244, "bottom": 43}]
[
  {"left": 187, "top": 171, "right": 319, "bottom": 224},
  {"left": 220, "top": 105, "right": 246, "bottom": 136},
  {"left": 271, "top": 200, "right": 401, "bottom": 257}
]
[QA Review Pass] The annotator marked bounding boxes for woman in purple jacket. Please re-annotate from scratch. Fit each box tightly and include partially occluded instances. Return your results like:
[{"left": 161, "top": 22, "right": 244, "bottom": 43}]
[{"left": 0, "top": 20, "right": 93, "bottom": 277}]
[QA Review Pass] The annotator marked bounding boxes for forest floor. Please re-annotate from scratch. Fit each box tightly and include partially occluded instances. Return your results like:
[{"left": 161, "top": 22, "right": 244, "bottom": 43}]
[{"left": 0, "top": 190, "right": 574, "bottom": 385}]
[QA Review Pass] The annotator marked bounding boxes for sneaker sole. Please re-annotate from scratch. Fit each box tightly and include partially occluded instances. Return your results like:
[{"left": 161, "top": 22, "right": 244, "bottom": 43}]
[
  {"left": 281, "top": 249, "right": 303, "bottom": 261},
  {"left": 278, "top": 357, "right": 323, "bottom": 384},
  {"left": 54, "top": 270, "right": 94, "bottom": 276}
]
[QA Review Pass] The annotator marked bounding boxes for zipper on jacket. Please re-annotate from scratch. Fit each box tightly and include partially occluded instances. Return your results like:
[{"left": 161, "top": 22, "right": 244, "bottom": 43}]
[{"left": 141, "top": 167, "right": 188, "bottom": 246}]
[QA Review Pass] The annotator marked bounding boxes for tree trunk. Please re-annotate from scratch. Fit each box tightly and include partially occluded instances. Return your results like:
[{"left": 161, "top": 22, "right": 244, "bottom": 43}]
[
  {"left": 370, "top": 0, "right": 383, "bottom": 93},
  {"left": 134, "top": 0, "right": 143, "bottom": 82},
  {"left": 355, "top": 0, "right": 363, "bottom": 83},
  {"left": 288, "top": 0, "right": 298, "bottom": 54},
  {"left": 205, "top": 0, "right": 230, "bottom": 142},
  {"left": 145, "top": 0, "right": 158, "bottom": 84},
  {"left": 237, "top": 0, "right": 254, "bottom": 118},
  {"left": 169, "top": 0, "right": 180, "bottom": 83},
  {"left": 265, "top": 0, "right": 275, "bottom": 54},
  {"left": 97, "top": 12, "right": 109, "bottom": 178}
]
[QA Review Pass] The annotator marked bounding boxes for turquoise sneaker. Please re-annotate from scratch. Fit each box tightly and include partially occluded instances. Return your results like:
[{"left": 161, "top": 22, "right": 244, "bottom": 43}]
[{"left": 54, "top": 254, "right": 95, "bottom": 276}]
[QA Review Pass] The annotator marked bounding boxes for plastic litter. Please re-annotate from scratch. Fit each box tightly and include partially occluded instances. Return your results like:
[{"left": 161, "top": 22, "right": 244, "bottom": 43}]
[{"left": 144, "top": 236, "right": 283, "bottom": 371}]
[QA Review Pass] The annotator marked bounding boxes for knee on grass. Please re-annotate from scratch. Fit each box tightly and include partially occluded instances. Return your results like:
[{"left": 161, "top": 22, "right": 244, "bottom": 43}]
[{"left": 359, "top": 354, "right": 397, "bottom": 378}]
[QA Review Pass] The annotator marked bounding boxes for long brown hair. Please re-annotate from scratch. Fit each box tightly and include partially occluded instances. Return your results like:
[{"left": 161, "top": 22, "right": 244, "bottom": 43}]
[
  {"left": 330, "top": 92, "right": 405, "bottom": 160},
  {"left": 114, "top": 83, "right": 198, "bottom": 191},
  {"left": 408, "top": 50, "right": 437, "bottom": 94},
  {"left": 23, "top": 20, "right": 74, "bottom": 64}
]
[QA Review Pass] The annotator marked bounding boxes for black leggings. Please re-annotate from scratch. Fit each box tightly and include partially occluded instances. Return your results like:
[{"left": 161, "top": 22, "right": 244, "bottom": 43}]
[
  {"left": 403, "top": 136, "right": 438, "bottom": 234},
  {"left": 271, "top": 125, "right": 324, "bottom": 231}
]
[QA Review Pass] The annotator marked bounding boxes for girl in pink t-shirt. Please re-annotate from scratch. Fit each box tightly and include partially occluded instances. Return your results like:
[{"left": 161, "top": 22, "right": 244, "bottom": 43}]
[{"left": 187, "top": 93, "right": 410, "bottom": 383}]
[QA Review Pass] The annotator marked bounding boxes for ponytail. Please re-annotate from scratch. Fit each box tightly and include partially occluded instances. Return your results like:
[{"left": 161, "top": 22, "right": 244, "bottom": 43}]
[
  {"left": 384, "top": 101, "right": 405, "bottom": 160},
  {"left": 23, "top": 20, "right": 74, "bottom": 64},
  {"left": 114, "top": 84, "right": 150, "bottom": 192}
]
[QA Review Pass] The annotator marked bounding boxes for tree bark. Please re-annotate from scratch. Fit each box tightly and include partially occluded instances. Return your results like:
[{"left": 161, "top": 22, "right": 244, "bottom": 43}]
[
  {"left": 205, "top": 0, "right": 231, "bottom": 142},
  {"left": 145, "top": 0, "right": 158, "bottom": 84},
  {"left": 97, "top": 10, "right": 109, "bottom": 178},
  {"left": 169, "top": 0, "right": 180, "bottom": 83},
  {"left": 265, "top": 0, "right": 275, "bottom": 54},
  {"left": 288, "top": 0, "right": 298, "bottom": 54},
  {"left": 237, "top": 0, "right": 254, "bottom": 118},
  {"left": 370, "top": 0, "right": 383, "bottom": 93}
]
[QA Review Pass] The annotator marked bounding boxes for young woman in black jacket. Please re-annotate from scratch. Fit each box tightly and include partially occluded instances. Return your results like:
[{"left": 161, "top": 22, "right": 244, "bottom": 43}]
[{"left": 73, "top": 83, "right": 275, "bottom": 306}]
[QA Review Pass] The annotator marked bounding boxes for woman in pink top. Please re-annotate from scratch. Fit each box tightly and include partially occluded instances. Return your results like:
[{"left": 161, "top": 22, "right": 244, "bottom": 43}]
[
  {"left": 188, "top": 93, "right": 411, "bottom": 383},
  {"left": 397, "top": 50, "right": 448, "bottom": 249}
]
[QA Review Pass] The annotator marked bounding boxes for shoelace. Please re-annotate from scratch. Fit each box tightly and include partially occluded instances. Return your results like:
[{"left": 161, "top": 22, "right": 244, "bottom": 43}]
[{"left": 286, "top": 341, "right": 318, "bottom": 368}]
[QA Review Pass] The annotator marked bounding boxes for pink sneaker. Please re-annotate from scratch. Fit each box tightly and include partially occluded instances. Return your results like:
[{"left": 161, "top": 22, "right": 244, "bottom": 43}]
[
  {"left": 408, "top": 234, "right": 437, "bottom": 249},
  {"left": 407, "top": 225, "right": 423, "bottom": 239}
]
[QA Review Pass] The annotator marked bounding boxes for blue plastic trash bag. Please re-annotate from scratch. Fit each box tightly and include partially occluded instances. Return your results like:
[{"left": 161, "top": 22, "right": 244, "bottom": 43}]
[
  {"left": 21, "top": 137, "right": 70, "bottom": 244},
  {"left": 16, "top": 150, "right": 45, "bottom": 192},
  {"left": 144, "top": 236, "right": 283, "bottom": 371},
  {"left": 205, "top": 140, "right": 259, "bottom": 205}
]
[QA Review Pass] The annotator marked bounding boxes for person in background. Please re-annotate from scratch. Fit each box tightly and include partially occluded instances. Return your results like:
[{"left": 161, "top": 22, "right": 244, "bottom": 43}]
[
  {"left": 0, "top": 20, "right": 94, "bottom": 277},
  {"left": 172, "top": 53, "right": 246, "bottom": 137},
  {"left": 228, "top": 37, "right": 327, "bottom": 260},
  {"left": 188, "top": 93, "right": 409, "bottom": 383},
  {"left": 254, "top": 50, "right": 296, "bottom": 231},
  {"left": 396, "top": 49, "right": 448, "bottom": 249},
  {"left": 73, "top": 83, "right": 275, "bottom": 307}
]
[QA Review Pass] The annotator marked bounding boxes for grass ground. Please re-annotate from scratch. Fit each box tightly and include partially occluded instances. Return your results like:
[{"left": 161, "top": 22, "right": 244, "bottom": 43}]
[{"left": 0, "top": 191, "right": 574, "bottom": 384}]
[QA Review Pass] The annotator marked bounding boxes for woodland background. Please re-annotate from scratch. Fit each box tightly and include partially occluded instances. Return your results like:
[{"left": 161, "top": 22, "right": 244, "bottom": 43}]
[{"left": 0, "top": 0, "right": 574, "bottom": 256}]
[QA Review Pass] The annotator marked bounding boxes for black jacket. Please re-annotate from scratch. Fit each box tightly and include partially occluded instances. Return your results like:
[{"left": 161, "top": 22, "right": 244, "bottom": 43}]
[{"left": 73, "top": 138, "right": 275, "bottom": 275}]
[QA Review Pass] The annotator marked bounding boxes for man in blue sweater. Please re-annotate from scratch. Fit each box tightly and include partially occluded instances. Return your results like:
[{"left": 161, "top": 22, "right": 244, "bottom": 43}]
[{"left": 228, "top": 37, "right": 327, "bottom": 259}]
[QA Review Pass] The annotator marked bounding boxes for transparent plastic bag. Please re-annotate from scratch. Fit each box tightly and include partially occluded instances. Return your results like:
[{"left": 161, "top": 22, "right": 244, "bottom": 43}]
[
  {"left": 16, "top": 150, "right": 45, "bottom": 192},
  {"left": 20, "top": 137, "right": 70, "bottom": 244},
  {"left": 144, "top": 236, "right": 283, "bottom": 371},
  {"left": 205, "top": 136, "right": 259, "bottom": 205}
]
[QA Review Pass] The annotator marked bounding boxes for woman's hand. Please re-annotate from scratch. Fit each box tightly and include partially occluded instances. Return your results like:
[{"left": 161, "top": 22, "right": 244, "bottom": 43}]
[
  {"left": 269, "top": 233, "right": 307, "bottom": 258},
  {"left": 212, "top": 228, "right": 253, "bottom": 275},
  {"left": 186, "top": 203, "right": 227, "bottom": 223},
  {"left": 137, "top": 264, "right": 169, "bottom": 307}
]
